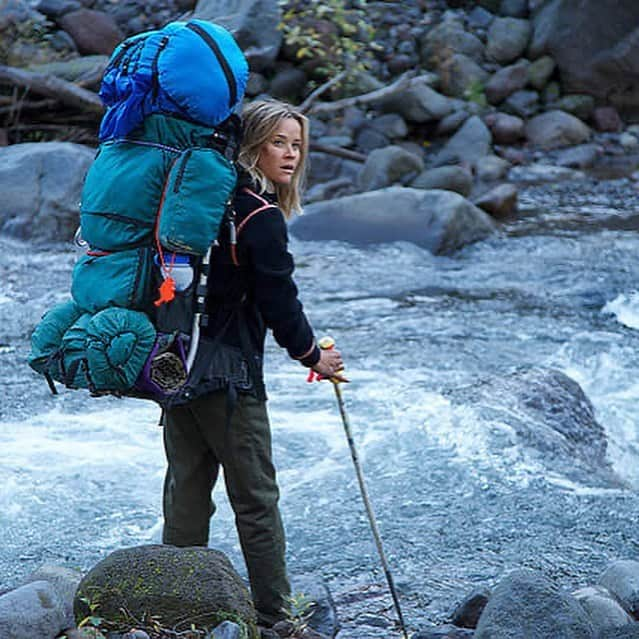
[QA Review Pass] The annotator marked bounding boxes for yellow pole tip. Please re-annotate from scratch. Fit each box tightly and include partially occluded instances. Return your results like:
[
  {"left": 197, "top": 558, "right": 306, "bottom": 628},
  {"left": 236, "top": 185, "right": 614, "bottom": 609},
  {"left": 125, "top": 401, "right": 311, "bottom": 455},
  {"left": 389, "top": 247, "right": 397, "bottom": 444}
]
[{"left": 318, "top": 336, "right": 335, "bottom": 349}]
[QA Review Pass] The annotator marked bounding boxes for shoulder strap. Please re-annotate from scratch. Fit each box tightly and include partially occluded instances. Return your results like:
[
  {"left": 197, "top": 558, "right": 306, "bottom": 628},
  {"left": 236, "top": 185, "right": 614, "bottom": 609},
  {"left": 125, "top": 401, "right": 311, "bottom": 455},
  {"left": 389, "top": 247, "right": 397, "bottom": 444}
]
[{"left": 230, "top": 188, "right": 279, "bottom": 266}]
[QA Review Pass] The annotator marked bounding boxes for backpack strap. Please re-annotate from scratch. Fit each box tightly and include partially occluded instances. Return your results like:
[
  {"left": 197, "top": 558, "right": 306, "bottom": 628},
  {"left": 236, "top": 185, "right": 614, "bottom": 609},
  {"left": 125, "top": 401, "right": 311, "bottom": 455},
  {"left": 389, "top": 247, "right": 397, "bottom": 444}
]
[{"left": 230, "top": 188, "right": 279, "bottom": 266}]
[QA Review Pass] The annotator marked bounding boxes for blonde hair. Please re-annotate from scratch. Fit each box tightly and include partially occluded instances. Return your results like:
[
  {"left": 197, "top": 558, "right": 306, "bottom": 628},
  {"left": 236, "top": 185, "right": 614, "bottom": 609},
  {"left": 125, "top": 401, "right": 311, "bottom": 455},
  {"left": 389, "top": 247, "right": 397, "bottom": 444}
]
[{"left": 238, "top": 100, "right": 309, "bottom": 218}]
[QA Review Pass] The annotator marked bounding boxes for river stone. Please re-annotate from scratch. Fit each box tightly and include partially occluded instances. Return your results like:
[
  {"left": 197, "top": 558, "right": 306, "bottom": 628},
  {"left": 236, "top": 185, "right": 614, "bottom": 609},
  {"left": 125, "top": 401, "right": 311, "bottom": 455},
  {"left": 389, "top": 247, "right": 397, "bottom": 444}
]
[
  {"left": 474, "top": 183, "right": 518, "bottom": 218},
  {"left": 209, "top": 620, "right": 242, "bottom": 638},
  {"left": 435, "top": 110, "right": 470, "bottom": 136},
  {"left": 23, "top": 564, "right": 83, "bottom": 630},
  {"left": 358, "top": 145, "right": 424, "bottom": 191},
  {"left": 592, "top": 106, "right": 623, "bottom": 133},
  {"left": 475, "top": 154, "right": 511, "bottom": 181},
  {"left": 374, "top": 76, "right": 453, "bottom": 124},
  {"left": 502, "top": 89, "right": 539, "bottom": 118},
  {"left": 291, "top": 187, "right": 496, "bottom": 254},
  {"left": 485, "top": 60, "right": 529, "bottom": 104},
  {"left": 484, "top": 112, "right": 525, "bottom": 144},
  {"left": 451, "top": 586, "right": 491, "bottom": 628},
  {"left": 508, "top": 163, "right": 585, "bottom": 183},
  {"left": 449, "top": 367, "right": 612, "bottom": 480},
  {"left": 527, "top": 55, "right": 556, "bottom": 91},
  {"left": 598, "top": 626, "right": 639, "bottom": 639},
  {"left": 525, "top": 110, "right": 591, "bottom": 149},
  {"left": 486, "top": 17, "right": 532, "bottom": 64},
  {"left": 192, "top": 0, "right": 281, "bottom": 70},
  {"left": 431, "top": 116, "right": 492, "bottom": 167},
  {"left": 27, "top": 54, "right": 108, "bottom": 84},
  {"left": 555, "top": 144, "right": 600, "bottom": 169},
  {"left": 500, "top": 0, "right": 528, "bottom": 18},
  {"left": 0, "top": 141, "right": 94, "bottom": 243},
  {"left": 58, "top": 9, "right": 123, "bottom": 55},
  {"left": 556, "top": 94, "right": 596, "bottom": 121},
  {"left": 74, "top": 545, "right": 257, "bottom": 636},
  {"left": 573, "top": 585, "right": 634, "bottom": 634},
  {"left": 35, "top": 0, "right": 82, "bottom": 18},
  {"left": 475, "top": 569, "right": 595, "bottom": 639},
  {"left": 410, "top": 166, "right": 473, "bottom": 197},
  {"left": 438, "top": 53, "right": 489, "bottom": 99},
  {"left": 268, "top": 66, "right": 307, "bottom": 102},
  {"left": 420, "top": 18, "right": 485, "bottom": 68},
  {"left": 598, "top": 560, "right": 639, "bottom": 617},
  {"left": 0, "top": 580, "right": 67, "bottom": 639},
  {"left": 529, "top": 0, "right": 639, "bottom": 120}
]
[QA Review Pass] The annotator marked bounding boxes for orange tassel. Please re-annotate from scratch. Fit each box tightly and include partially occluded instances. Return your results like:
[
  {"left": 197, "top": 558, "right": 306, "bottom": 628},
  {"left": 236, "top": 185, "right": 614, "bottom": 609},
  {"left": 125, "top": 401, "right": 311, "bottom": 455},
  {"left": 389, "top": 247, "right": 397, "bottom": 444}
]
[{"left": 154, "top": 276, "right": 176, "bottom": 306}]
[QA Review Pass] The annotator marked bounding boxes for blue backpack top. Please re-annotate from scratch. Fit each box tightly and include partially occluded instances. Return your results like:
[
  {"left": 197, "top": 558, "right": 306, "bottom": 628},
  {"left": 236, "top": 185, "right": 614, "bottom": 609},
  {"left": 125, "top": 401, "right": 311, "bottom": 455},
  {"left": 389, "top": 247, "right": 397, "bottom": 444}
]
[{"left": 99, "top": 19, "right": 249, "bottom": 141}]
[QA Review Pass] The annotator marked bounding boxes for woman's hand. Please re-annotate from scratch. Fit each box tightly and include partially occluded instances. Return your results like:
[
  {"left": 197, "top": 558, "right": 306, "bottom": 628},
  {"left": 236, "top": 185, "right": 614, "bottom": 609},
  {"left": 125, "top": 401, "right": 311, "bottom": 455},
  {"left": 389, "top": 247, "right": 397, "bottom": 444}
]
[{"left": 312, "top": 348, "right": 349, "bottom": 383}]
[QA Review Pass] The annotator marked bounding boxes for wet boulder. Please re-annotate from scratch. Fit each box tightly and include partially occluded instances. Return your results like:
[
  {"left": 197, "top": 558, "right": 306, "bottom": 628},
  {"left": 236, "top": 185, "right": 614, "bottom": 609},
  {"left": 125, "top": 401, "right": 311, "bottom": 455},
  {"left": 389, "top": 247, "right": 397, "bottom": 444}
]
[
  {"left": 486, "top": 17, "right": 532, "bottom": 64},
  {"left": 374, "top": 75, "right": 453, "bottom": 124},
  {"left": 474, "top": 183, "right": 518, "bottom": 218},
  {"left": 74, "top": 545, "right": 257, "bottom": 637},
  {"left": 0, "top": 580, "right": 67, "bottom": 639},
  {"left": 530, "top": 0, "right": 639, "bottom": 120},
  {"left": 573, "top": 585, "right": 634, "bottom": 635},
  {"left": 411, "top": 166, "right": 473, "bottom": 197},
  {"left": 449, "top": 367, "right": 615, "bottom": 483},
  {"left": 475, "top": 569, "right": 595, "bottom": 639},
  {"left": 431, "top": 116, "right": 492, "bottom": 167},
  {"left": 58, "top": 9, "right": 123, "bottom": 55},
  {"left": 23, "top": 564, "right": 83, "bottom": 630},
  {"left": 291, "top": 187, "right": 496, "bottom": 254},
  {"left": 598, "top": 560, "right": 639, "bottom": 617},
  {"left": 0, "top": 142, "right": 95, "bottom": 243},
  {"left": 525, "top": 110, "right": 591, "bottom": 149},
  {"left": 358, "top": 146, "right": 424, "bottom": 191},
  {"left": 451, "top": 586, "right": 492, "bottom": 628}
]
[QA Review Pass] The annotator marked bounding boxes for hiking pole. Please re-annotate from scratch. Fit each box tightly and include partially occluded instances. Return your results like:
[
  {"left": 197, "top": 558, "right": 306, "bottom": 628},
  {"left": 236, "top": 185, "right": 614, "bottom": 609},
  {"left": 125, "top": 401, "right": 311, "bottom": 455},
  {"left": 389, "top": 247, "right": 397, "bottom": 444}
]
[{"left": 316, "top": 336, "right": 409, "bottom": 639}]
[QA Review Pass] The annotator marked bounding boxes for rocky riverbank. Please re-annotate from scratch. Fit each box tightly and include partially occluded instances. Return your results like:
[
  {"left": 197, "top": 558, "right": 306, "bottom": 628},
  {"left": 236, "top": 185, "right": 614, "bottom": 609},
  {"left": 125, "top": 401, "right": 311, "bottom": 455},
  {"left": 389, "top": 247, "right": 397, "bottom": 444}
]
[{"left": 4, "top": 0, "right": 639, "bottom": 638}]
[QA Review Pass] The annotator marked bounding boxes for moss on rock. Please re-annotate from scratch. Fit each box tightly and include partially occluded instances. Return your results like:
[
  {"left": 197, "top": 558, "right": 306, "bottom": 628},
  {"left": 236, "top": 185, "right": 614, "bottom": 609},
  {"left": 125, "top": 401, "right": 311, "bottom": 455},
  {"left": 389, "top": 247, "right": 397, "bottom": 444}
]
[{"left": 74, "top": 545, "right": 257, "bottom": 638}]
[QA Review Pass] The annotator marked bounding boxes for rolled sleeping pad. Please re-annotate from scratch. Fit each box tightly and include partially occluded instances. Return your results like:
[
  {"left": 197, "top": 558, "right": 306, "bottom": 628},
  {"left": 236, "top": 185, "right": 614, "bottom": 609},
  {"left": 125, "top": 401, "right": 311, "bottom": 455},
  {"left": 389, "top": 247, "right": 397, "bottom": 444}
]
[{"left": 86, "top": 307, "right": 156, "bottom": 392}]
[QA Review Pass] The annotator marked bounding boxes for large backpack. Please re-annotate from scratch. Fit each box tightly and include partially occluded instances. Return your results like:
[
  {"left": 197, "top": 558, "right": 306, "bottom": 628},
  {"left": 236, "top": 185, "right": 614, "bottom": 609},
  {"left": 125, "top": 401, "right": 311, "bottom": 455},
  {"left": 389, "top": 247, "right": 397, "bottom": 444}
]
[{"left": 29, "top": 20, "right": 249, "bottom": 405}]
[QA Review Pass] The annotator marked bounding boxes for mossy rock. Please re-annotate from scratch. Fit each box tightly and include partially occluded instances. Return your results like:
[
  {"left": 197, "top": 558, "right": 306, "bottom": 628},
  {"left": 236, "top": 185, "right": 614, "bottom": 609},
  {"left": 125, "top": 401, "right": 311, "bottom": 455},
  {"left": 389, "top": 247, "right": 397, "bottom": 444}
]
[{"left": 74, "top": 545, "right": 258, "bottom": 638}]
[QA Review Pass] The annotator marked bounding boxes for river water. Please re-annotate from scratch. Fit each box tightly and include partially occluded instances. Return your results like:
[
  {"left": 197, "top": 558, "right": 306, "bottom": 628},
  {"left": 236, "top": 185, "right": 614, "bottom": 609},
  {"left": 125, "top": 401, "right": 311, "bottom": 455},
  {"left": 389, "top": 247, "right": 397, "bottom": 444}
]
[{"left": 2, "top": 175, "right": 639, "bottom": 637}]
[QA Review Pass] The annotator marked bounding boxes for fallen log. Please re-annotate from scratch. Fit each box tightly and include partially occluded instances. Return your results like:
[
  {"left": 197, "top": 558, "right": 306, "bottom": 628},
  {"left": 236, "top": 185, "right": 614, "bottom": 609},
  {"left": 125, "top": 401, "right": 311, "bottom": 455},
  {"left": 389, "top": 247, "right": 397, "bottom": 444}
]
[{"left": 0, "top": 65, "right": 104, "bottom": 115}]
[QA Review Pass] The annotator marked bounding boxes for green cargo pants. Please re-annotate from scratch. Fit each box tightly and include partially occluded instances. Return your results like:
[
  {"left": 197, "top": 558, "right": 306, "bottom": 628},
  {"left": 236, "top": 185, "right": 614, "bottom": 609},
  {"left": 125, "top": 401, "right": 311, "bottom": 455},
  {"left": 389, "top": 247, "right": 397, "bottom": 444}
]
[{"left": 162, "top": 390, "right": 291, "bottom": 626}]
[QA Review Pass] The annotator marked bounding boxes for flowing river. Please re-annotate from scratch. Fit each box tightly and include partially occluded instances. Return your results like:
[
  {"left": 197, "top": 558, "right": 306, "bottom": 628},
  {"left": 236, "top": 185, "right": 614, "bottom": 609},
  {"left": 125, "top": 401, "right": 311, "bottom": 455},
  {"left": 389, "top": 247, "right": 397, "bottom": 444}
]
[{"left": 2, "top": 174, "right": 639, "bottom": 637}]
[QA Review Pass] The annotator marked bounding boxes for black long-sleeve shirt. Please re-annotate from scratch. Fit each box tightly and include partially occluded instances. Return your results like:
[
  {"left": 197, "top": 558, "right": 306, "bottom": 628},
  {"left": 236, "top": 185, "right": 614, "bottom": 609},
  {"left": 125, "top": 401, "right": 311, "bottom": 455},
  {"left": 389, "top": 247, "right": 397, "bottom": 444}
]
[{"left": 203, "top": 173, "right": 320, "bottom": 392}]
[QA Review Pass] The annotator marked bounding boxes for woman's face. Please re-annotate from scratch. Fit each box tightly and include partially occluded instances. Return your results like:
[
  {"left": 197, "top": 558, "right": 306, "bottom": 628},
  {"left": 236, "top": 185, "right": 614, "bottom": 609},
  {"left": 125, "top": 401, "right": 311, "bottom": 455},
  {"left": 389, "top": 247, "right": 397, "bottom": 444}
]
[{"left": 257, "top": 117, "right": 302, "bottom": 186}]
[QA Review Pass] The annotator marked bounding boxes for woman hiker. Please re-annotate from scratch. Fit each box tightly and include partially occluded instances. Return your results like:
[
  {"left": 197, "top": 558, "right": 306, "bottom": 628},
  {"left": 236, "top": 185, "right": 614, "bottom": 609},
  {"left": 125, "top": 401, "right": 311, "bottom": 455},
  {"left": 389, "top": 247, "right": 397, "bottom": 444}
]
[{"left": 161, "top": 99, "right": 346, "bottom": 630}]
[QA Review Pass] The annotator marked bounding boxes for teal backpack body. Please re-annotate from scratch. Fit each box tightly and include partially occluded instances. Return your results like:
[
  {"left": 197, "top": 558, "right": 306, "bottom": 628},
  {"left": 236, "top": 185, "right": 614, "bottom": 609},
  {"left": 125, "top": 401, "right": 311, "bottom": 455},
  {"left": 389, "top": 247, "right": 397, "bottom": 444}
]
[{"left": 29, "top": 18, "right": 247, "bottom": 401}]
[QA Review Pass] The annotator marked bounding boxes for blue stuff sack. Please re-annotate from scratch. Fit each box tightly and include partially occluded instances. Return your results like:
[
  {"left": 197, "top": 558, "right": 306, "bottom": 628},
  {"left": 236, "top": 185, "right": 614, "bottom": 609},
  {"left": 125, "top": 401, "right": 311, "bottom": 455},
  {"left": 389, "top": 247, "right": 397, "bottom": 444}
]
[{"left": 99, "top": 19, "right": 249, "bottom": 141}]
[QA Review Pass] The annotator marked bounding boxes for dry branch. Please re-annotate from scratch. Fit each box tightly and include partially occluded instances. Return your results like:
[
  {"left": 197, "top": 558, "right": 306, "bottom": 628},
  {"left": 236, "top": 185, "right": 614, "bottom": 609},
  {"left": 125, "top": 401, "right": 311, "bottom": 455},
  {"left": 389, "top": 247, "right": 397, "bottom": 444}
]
[
  {"left": 0, "top": 65, "right": 104, "bottom": 115},
  {"left": 309, "top": 142, "right": 366, "bottom": 163},
  {"left": 298, "top": 70, "right": 347, "bottom": 113},
  {"left": 307, "top": 70, "right": 418, "bottom": 115}
]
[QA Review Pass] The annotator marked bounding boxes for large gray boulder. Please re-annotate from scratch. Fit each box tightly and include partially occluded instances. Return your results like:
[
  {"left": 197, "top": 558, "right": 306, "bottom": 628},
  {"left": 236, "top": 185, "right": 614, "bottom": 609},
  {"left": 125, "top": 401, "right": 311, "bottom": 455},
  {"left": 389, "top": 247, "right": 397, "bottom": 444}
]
[
  {"left": 291, "top": 187, "right": 496, "bottom": 254},
  {"left": 374, "top": 75, "right": 453, "bottom": 123},
  {"left": 0, "top": 142, "right": 94, "bottom": 243},
  {"left": 420, "top": 18, "right": 485, "bottom": 67},
  {"left": 530, "top": 0, "right": 639, "bottom": 120},
  {"left": 448, "top": 367, "right": 615, "bottom": 483},
  {"left": 192, "top": 0, "right": 281, "bottom": 70},
  {"left": 525, "top": 110, "right": 591, "bottom": 149},
  {"left": 74, "top": 545, "right": 257, "bottom": 637},
  {"left": 0, "top": 581, "right": 67, "bottom": 639},
  {"left": 486, "top": 17, "right": 532, "bottom": 64},
  {"left": 23, "top": 564, "right": 83, "bottom": 631},
  {"left": 358, "top": 146, "right": 424, "bottom": 191},
  {"left": 598, "top": 560, "right": 639, "bottom": 617},
  {"left": 573, "top": 585, "right": 635, "bottom": 635},
  {"left": 438, "top": 53, "right": 490, "bottom": 99},
  {"left": 431, "top": 116, "right": 492, "bottom": 167},
  {"left": 475, "top": 570, "right": 595, "bottom": 639}
]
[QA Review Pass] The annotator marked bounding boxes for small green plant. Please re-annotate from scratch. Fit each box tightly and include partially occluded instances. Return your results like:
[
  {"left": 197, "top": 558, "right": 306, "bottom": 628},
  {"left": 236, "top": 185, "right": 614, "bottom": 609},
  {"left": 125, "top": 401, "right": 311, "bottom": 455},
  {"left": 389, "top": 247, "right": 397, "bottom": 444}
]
[
  {"left": 278, "top": 0, "right": 375, "bottom": 85},
  {"left": 464, "top": 79, "right": 487, "bottom": 107},
  {"left": 77, "top": 597, "right": 105, "bottom": 630},
  {"left": 283, "top": 591, "right": 316, "bottom": 636}
]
